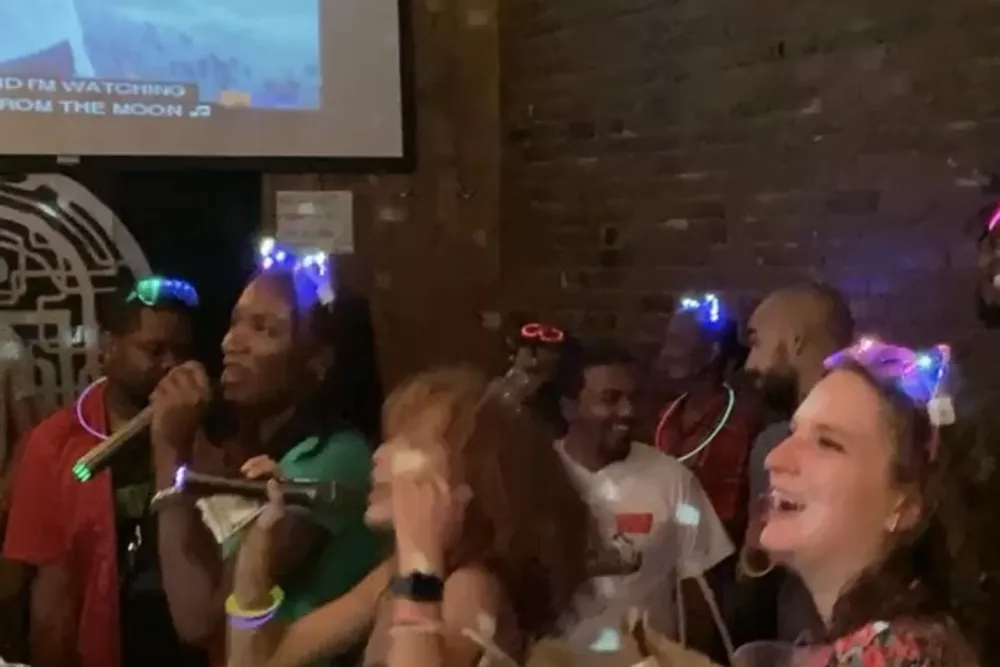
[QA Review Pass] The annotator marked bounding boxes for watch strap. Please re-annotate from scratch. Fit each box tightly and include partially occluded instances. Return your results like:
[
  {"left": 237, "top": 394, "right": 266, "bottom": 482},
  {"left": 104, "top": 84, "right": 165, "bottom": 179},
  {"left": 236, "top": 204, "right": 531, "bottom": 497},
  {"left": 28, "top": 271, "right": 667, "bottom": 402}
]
[{"left": 390, "top": 571, "right": 445, "bottom": 603}]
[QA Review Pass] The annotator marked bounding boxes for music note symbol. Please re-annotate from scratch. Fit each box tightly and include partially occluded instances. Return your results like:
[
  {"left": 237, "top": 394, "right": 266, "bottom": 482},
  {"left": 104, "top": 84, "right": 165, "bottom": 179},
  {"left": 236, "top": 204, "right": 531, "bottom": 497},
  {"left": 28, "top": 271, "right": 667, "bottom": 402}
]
[{"left": 188, "top": 104, "right": 212, "bottom": 118}]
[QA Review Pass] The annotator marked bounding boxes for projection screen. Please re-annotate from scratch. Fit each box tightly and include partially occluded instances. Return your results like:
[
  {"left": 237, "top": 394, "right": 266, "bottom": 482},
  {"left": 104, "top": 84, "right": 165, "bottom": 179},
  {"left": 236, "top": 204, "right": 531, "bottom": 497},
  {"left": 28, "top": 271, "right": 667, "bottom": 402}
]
[{"left": 0, "top": 0, "right": 404, "bottom": 159}]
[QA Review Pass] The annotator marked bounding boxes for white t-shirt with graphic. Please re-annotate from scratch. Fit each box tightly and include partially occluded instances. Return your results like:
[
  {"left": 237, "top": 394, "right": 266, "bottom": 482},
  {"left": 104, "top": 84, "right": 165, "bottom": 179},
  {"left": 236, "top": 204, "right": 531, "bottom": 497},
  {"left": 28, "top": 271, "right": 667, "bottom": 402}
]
[{"left": 556, "top": 440, "right": 734, "bottom": 648}]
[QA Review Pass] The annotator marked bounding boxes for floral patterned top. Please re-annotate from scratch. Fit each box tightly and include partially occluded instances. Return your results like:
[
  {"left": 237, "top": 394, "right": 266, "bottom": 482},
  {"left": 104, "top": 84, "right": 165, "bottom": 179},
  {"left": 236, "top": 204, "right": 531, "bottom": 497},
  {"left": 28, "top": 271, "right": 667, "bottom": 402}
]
[{"left": 814, "top": 619, "right": 974, "bottom": 667}]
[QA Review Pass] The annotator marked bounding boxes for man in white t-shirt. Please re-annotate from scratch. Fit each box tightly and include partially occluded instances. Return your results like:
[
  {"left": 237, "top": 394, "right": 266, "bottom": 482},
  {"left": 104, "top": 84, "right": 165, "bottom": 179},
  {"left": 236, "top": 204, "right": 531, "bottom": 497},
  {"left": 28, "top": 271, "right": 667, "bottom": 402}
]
[{"left": 555, "top": 343, "right": 733, "bottom": 655}]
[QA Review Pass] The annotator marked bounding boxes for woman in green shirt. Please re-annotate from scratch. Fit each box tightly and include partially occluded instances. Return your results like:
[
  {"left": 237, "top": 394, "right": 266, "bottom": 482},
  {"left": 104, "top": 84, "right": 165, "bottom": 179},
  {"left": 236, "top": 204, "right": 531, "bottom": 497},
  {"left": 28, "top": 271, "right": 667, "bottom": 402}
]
[{"left": 148, "top": 239, "right": 386, "bottom": 665}]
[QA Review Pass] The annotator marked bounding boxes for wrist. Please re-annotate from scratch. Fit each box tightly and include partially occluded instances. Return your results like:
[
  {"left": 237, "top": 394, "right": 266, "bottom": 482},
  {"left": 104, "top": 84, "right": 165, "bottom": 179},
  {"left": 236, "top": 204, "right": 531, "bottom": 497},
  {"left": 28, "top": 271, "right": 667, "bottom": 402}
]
[{"left": 396, "top": 548, "right": 444, "bottom": 576}]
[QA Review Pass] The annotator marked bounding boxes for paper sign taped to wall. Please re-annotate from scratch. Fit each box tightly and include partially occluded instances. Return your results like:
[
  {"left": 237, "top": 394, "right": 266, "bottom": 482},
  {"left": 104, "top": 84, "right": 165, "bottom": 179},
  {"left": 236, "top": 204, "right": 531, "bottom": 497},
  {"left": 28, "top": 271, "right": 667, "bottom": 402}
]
[{"left": 276, "top": 190, "right": 354, "bottom": 254}]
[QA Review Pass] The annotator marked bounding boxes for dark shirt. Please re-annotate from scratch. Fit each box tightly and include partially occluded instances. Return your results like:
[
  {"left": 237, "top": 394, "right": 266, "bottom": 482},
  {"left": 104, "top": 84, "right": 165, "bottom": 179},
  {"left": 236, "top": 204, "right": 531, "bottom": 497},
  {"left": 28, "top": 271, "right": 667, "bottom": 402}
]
[{"left": 112, "top": 444, "right": 208, "bottom": 667}]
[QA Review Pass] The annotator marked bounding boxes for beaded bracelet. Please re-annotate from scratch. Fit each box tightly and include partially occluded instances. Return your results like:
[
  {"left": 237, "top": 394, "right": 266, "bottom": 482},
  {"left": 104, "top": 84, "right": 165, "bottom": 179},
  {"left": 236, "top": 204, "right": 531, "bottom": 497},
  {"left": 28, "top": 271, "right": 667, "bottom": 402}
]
[{"left": 226, "top": 586, "right": 285, "bottom": 629}]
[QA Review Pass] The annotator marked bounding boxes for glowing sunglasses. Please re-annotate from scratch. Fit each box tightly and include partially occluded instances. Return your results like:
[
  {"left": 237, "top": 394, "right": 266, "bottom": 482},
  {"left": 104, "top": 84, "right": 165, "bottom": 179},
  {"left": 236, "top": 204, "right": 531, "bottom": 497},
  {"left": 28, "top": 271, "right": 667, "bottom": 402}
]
[
  {"left": 127, "top": 276, "right": 200, "bottom": 308},
  {"left": 519, "top": 322, "right": 566, "bottom": 345}
]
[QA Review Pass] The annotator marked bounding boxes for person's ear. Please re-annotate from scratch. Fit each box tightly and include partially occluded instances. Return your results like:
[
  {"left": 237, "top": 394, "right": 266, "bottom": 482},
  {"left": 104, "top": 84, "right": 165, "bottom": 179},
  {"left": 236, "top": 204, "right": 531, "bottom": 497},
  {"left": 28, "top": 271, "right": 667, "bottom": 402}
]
[
  {"left": 308, "top": 346, "right": 334, "bottom": 382},
  {"left": 791, "top": 330, "right": 807, "bottom": 357},
  {"left": 99, "top": 331, "right": 116, "bottom": 367},
  {"left": 886, "top": 491, "right": 922, "bottom": 533}
]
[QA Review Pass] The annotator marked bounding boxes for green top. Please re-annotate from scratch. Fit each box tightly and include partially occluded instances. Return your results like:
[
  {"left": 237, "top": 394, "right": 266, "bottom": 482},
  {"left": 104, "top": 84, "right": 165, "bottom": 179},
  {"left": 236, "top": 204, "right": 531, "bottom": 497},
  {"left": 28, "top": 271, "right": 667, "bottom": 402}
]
[
  {"left": 276, "top": 430, "right": 388, "bottom": 622},
  {"left": 223, "top": 430, "right": 388, "bottom": 624}
]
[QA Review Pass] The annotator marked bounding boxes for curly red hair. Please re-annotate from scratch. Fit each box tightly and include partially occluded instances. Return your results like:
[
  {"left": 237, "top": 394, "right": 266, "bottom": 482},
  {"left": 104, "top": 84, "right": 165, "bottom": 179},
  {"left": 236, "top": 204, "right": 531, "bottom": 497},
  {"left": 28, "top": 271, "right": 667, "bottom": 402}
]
[{"left": 383, "top": 367, "right": 598, "bottom": 638}]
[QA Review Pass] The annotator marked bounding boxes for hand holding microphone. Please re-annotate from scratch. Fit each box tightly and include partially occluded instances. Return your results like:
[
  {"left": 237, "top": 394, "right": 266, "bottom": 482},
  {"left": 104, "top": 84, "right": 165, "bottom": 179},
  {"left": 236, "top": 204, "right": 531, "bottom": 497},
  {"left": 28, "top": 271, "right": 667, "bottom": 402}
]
[
  {"left": 71, "top": 362, "right": 213, "bottom": 482},
  {"left": 150, "top": 456, "right": 360, "bottom": 519},
  {"left": 242, "top": 456, "right": 288, "bottom": 530},
  {"left": 149, "top": 361, "right": 213, "bottom": 457}
]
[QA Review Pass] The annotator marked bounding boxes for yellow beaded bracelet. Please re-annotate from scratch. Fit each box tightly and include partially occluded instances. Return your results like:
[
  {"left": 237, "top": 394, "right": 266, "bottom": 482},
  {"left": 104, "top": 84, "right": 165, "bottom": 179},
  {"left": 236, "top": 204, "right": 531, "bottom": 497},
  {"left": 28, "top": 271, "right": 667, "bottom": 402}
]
[{"left": 225, "top": 586, "right": 285, "bottom": 619}]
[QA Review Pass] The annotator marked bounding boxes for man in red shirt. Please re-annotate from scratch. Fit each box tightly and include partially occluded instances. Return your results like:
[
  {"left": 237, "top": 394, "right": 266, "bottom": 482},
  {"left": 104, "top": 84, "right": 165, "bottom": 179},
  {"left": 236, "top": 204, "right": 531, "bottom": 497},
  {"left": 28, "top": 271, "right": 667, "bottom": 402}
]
[
  {"left": 3, "top": 276, "right": 200, "bottom": 667},
  {"left": 651, "top": 294, "right": 760, "bottom": 542}
]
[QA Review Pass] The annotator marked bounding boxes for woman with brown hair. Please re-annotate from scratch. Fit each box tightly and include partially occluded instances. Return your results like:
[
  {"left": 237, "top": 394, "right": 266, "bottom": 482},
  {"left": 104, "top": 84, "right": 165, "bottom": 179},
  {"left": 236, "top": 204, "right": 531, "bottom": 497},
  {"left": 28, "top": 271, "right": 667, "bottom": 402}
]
[
  {"left": 749, "top": 337, "right": 990, "bottom": 666},
  {"left": 226, "top": 367, "right": 600, "bottom": 667}
]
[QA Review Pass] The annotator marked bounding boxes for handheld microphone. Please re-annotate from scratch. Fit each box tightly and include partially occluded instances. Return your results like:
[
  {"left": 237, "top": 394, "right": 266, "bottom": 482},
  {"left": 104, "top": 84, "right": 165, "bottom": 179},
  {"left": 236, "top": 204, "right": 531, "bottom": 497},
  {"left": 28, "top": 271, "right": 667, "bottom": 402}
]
[
  {"left": 72, "top": 379, "right": 221, "bottom": 483},
  {"left": 72, "top": 407, "right": 153, "bottom": 482},
  {"left": 166, "top": 465, "right": 346, "bottom": 509}
]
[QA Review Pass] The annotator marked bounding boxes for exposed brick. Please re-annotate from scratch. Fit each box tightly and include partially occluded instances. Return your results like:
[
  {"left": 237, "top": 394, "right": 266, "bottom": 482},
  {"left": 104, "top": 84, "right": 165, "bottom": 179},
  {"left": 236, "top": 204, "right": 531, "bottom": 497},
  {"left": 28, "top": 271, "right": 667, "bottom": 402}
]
[
  {"left": 500, "top": 0, "right": 1000, "bottom": 395},
  {"left": 824, "top": 190, "right": 882, "bottom": 215}
]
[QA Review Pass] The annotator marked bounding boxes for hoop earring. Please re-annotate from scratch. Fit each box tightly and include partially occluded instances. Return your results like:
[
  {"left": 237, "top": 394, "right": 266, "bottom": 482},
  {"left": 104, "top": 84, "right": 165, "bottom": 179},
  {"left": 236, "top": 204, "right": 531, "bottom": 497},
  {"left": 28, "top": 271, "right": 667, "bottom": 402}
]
[{"left": 738, "top": 544, "right": 775, "bottom": 579}]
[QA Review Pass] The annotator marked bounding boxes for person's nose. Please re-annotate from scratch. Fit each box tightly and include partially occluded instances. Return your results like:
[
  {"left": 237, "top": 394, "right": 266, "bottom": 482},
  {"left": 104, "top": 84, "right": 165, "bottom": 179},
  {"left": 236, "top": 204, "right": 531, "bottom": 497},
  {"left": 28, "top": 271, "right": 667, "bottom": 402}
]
[
  {"left": 221, "top": 326, "right": 243, "bottom": 356},
  {"left": 764, "top": 432, "right": 800, "bottom": 479},
  {"left": 617, "top": 396, "right": 635, "bottom": 421}
]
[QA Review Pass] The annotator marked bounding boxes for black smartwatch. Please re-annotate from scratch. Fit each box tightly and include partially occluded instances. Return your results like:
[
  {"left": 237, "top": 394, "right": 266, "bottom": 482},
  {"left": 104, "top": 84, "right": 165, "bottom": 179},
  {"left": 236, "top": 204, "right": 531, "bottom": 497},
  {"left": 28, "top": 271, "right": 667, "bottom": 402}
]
[{"left": 391, "top": 571, "right": 445, "bottom": 603}]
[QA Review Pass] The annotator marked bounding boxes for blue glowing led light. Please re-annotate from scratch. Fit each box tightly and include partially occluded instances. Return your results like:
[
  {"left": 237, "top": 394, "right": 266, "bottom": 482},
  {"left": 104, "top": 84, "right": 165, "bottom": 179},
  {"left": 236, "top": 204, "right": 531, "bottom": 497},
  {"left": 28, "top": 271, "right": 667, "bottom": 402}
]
[
  {"left": 256, "top": 237, "right": 334, "bottom": 307},
  {"left": 127, "top": 276, "right": 200, "bottom": 307},
  {"left": 678, "top": 292, "right": 724, "bottom": 328}
]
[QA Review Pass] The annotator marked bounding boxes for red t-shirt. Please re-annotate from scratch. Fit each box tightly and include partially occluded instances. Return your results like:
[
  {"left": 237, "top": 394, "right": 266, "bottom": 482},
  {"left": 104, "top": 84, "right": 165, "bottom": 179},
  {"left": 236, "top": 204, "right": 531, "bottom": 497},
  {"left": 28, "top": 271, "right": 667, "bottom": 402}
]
[
  {"left": 3, "top": 382, "right": 121, "bottom": 667},
  {"left": 653, "top": 385, "right": 759, "bottom": 534}
]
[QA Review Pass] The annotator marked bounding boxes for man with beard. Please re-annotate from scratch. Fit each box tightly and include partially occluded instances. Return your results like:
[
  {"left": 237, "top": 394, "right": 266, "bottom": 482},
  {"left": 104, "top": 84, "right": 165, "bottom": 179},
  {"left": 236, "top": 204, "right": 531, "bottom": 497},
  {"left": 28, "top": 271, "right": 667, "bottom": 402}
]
[
  {"left": 555, "top": 343, "right": 733, "bottom": 657},
  {"left": 3, "top": 277, "right": 201, "bottom": 667},
  {"left": 740, "top": 283, "right": 854, "bottom": 643}
]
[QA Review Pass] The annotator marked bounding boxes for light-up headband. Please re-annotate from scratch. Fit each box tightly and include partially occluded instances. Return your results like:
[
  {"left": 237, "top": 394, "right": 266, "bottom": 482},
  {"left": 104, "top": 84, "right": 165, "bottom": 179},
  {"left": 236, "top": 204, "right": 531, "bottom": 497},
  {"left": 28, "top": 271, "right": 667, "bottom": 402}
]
[
  {"left": 257, "top": 237, "right": 334, "bottom": 309},
  {"left": 677, "top": 292, "right": 725, "bottom": 330},
  {"left": 127, "top": 276, "right": 200, "bottom": 308},
  {"left": 824, "top": 336, "right": 955, "bottom": 446},
  {"left": 518, "top": 322, "right": 566, "bottom": 345}
]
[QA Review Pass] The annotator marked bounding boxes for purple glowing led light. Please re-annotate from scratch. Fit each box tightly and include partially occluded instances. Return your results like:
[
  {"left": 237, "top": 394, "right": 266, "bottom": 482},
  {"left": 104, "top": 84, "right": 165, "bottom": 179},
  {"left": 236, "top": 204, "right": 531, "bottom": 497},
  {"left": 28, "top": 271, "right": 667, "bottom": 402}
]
[
  {"left": 989, "top": 204, "right": 1000, "bottom": 232},
  {"left": 174, "top": 465, "right": 189, "bottom": 490}
]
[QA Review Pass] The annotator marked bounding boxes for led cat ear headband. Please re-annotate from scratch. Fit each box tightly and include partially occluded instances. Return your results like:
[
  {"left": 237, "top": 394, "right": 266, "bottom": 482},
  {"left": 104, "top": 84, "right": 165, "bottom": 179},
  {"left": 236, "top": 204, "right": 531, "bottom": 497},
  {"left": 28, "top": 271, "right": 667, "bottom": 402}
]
[
  {"left": 257, "top": 237, "right": 334, "bottom": 308},
  {"left": 677, "top": 292, "right": 725, "bottom": 330},
  {"left": 824, "top": 336, "right": 955, "bottom": 447},
  {"left": 127, "top": 276, "right": 200, "bottom": 308}
]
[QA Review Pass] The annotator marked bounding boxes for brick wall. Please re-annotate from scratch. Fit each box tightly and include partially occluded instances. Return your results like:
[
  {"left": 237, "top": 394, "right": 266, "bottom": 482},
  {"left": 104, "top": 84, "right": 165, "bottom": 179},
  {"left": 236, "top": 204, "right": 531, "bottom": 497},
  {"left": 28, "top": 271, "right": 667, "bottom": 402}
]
[{"left": 500, "top": 0, "right": 1000, "bottom": 394}]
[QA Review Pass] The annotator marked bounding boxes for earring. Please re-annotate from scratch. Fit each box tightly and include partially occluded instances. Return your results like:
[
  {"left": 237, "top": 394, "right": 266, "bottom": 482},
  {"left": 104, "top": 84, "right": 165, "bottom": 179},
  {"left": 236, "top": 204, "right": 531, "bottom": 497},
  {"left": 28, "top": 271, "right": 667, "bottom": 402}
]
[{"left": 887, "top": 514, "right": 900, "bottom": 533}]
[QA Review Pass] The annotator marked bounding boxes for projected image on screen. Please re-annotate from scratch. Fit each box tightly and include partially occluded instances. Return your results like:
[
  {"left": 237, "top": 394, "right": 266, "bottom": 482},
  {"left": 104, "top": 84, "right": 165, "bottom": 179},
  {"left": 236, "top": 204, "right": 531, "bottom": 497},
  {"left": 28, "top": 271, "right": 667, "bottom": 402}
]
[
  {"left": 0, "top": 0, "right": 320, "bottom": 110},
  {"left": 0, "top": 0, "right": 403, "bottom": 158}
]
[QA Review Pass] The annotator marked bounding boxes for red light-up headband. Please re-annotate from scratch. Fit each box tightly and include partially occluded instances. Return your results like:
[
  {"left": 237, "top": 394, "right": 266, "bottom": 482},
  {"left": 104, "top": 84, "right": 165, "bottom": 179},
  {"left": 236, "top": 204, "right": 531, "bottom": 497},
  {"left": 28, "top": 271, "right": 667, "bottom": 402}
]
[{"left": 519, "top": 322, "right": 566, "bottom": 345}]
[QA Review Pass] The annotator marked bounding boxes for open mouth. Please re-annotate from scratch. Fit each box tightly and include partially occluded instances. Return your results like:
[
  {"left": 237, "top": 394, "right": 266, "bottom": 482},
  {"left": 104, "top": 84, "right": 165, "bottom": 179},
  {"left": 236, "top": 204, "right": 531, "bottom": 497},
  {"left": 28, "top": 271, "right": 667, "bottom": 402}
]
[
  {"left": 769, "top": 489, "right": 805, "bottom": 514},
  {"left": 221, "top": 360, "right": 251, "bottom": 384}
]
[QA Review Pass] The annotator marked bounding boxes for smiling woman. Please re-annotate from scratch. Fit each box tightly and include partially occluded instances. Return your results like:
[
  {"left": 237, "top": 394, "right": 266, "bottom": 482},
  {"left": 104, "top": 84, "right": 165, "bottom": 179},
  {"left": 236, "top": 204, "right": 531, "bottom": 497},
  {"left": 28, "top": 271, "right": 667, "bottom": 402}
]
[{"left": 760, "top": 338, "right": 990, "bottom": 666}]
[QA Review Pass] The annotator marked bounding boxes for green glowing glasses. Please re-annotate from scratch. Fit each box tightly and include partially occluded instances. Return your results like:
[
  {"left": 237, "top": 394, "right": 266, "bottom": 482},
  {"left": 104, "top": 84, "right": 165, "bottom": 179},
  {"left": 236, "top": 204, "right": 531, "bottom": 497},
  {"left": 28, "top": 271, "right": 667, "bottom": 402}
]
[{"left": 126, "top": 276, "right": 200, "bottom": 308}]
